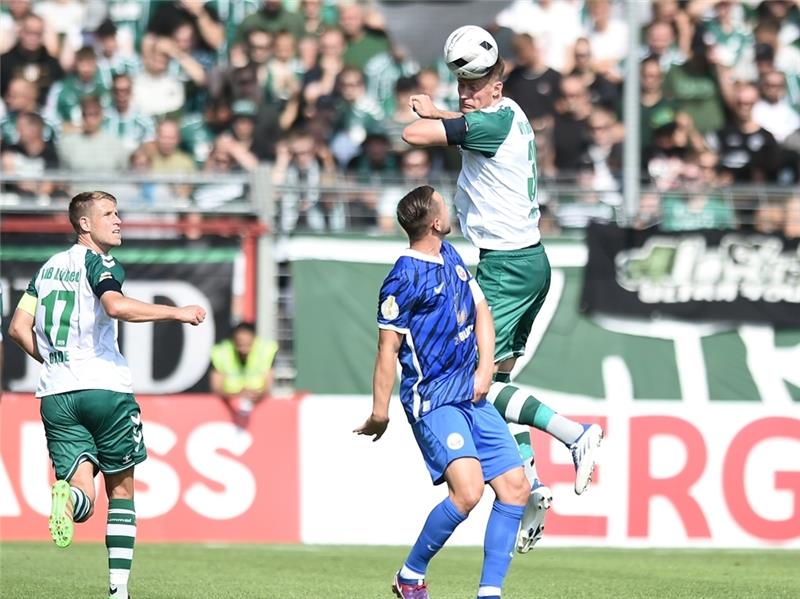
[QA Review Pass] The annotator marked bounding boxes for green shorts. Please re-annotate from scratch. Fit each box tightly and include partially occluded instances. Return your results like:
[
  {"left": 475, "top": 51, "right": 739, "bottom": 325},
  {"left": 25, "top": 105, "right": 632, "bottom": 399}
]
[
  {"left": 476, "top": 243, "right": 551, "bottom": 362},
  {"left": 39, "top": 389, "right": 147, "bottom": 481}
]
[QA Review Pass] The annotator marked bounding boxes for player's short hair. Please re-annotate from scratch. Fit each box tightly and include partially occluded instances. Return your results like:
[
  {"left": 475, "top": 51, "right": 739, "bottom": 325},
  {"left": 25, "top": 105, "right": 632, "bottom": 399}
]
[
  {"left": 397, "top": 185, "right": 437, "bottom": 242},
  {"left": 472, "top": 58, "right": 504, "bottom": 84},
  {"left": 69, "top": 191, "right": 117, "bottom": 234}
]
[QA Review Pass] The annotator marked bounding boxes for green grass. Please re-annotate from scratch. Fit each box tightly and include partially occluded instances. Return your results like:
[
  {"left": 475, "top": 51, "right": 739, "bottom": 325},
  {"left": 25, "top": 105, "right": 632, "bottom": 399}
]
[{"left": 1, "top": 543, "right": 798, "bottom": 599}]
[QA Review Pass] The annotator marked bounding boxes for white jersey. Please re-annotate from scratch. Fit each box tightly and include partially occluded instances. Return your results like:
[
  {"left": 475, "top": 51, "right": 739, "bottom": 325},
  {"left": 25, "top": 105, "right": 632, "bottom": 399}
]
[
  {"left": 454, "top": 97, "right": 541, "bottom": 250},
  {"left": 25, "top": 244, "right": 133, "bottom": 397}
]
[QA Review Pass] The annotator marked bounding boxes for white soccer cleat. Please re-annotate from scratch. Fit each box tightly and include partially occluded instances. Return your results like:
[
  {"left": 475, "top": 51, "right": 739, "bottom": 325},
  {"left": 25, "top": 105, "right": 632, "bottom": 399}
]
[
  {"left": 570, "top": 423, "right": 603, "bottom": 495},
  {"left": 516, "top": 480, "right": 552, "bottom": 554}
]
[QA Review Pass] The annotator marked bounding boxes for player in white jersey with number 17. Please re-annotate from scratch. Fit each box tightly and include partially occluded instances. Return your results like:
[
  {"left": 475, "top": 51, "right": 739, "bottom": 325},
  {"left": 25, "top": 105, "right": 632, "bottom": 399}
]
[
  {"left": 9, "top": 191, "right": 206, "bottom": 599},
  {"left": 402, "top": 25, "right": 603, "bottom": 553}
]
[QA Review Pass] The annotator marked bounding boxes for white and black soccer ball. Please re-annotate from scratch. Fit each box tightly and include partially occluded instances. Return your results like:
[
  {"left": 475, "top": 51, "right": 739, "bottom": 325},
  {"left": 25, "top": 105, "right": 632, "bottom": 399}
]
[{"left": 443, "top": 25, "right": 499, "bottom": 80}]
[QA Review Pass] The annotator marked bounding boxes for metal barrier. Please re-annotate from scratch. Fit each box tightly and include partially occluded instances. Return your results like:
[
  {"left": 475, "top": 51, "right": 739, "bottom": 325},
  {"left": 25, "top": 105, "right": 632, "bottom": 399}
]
[{"left": 2, "top": 168, "right": 799, "bottom": 392}]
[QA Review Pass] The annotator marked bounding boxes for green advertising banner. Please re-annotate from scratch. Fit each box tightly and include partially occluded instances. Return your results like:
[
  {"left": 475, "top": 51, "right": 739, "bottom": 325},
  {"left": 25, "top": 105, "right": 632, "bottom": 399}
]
[{"left": 290, "top": 237, "right": 800, "bottom": 403}]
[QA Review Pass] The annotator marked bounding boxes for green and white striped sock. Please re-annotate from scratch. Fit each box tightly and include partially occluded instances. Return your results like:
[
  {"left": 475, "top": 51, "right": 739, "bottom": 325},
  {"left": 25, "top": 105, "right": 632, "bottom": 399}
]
[
  {"left": 106, "top": 498, "right": 136, "bottom": 589},
  {"left": 70, "top": 486, "right": 92, "bottom": 522},
  {"left": 488, "top": 383, "right": 583, "bottom": 445}
]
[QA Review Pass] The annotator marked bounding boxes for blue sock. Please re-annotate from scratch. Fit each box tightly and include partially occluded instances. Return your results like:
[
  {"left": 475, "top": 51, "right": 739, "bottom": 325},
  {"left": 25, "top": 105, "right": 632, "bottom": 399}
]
[
  {"left": 402, "top": 496, "right": 466, "bottom": 580},
  {"left": 479, "top": 500, "right": 525, "bottom": 592}
]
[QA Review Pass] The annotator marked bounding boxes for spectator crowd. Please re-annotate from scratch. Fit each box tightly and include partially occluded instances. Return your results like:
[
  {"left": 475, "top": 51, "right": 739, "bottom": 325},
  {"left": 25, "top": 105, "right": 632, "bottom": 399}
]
[{"left": 1, "top": 0, "right": 799, "bottom": 236}]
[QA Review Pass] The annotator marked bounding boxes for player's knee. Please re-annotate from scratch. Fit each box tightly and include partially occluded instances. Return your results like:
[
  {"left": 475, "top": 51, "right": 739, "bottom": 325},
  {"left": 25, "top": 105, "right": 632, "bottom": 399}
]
[
  {"left": 495, "top": 469, "right": 530, "bottom": 506},
  {"left": 452, "top": 484, "right": 484, "bottom": 514}
]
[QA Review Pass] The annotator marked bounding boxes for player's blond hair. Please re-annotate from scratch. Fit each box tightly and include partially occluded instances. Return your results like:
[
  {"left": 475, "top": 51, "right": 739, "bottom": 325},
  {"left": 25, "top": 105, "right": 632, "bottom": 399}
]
[{"left": 69, "top": 191, "right": 117, "bottom": 234}]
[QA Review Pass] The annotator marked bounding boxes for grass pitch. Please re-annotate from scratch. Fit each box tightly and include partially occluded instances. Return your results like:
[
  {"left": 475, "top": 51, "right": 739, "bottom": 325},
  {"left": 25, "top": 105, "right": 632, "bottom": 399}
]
[{"left": 1, "top": 542, "right": 798, "bottom": 599}]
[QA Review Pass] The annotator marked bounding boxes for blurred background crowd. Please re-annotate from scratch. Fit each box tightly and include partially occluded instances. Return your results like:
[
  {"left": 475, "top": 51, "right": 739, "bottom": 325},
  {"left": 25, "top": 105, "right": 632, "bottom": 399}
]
[{"left": 1, "top": 0, "right": 800, "bottom": 236}]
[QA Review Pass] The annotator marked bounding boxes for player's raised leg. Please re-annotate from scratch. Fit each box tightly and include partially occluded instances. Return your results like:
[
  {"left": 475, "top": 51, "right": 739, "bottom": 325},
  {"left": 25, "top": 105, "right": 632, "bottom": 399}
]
[{"left": 489, "top": 379, "right": 603, "bottom": 494}]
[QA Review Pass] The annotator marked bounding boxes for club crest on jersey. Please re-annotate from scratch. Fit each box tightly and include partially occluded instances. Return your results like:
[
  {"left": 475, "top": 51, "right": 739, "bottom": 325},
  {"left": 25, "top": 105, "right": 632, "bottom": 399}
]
[
  {"left": 455, "top": 265, "right": 468, "bottom": 281},
  {"left": 447, "top": 433, "right": 465, "bottom": 450},
  {"left": 381, "top": 295, "right": 400, "bottom": 321}
]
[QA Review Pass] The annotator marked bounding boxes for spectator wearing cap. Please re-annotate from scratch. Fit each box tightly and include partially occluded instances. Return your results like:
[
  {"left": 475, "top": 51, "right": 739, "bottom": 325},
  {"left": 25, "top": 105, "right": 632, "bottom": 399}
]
[
  {"left": 753, "top": 70, "right": 800, "bottom": 143},
  {"left": 503, "top": 33, "right": 562, "bottom": 121},
  {"left": 57, "top": 95, "right": 129, "bottom": 180},
  {"left": 94, "top": 19, "right": 140, "bottom": 90},
  {"left": 102, "top": 73, "right": 156, "bottom": 154},
  {"left": 0, "top": 14, "right": 63, "bottom": 103},
  {"left": 707, "top": 82, "right": 781, "bottom": 183},
  {"left": 131, "top": 34, "right": 185, "bottom": 117},
  {"left": 45, "top": 46, "right": 110, "bottom": 127},
  {"left": 753, "top": 18, "right": 800, "bottom": 76},
  {"left": 751, "top": 40, "right": 800, "bottom": 114},
  {"left": 339, "top": 2, "right": 390, "bottom": 72}
]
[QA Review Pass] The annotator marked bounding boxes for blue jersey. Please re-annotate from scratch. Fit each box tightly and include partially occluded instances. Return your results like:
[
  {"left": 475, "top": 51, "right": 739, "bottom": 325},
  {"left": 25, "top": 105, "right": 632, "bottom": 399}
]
[{"left": 377, "top": 241, "right": 485, "bottom": 423}]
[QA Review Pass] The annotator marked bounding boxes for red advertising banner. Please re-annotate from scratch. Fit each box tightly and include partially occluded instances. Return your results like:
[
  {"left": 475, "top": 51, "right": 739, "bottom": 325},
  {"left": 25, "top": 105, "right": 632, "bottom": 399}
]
[{"left": 0, "top": 393, "right": 301, "bottom": 543}]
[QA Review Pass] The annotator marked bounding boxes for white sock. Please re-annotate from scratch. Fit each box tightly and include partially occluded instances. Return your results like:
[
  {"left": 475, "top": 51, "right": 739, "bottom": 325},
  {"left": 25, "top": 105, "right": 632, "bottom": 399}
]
[
  {"left": 399, "top": 564, "right": 425, "bottom": 581},
  {"left": 545, "top": 414, "right": 585, "bottom": 445}
]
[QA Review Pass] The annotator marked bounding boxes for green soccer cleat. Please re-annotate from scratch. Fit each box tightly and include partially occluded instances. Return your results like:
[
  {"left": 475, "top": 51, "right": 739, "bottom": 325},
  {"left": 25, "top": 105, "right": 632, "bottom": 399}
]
[{"left": 49, "top": 480, "right": 74, "bottom": 548}]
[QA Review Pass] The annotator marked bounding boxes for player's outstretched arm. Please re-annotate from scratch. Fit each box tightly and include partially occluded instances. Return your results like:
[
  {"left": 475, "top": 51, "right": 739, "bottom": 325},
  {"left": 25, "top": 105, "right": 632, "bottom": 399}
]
[
  {"left": 8, "top": 303, "right": 43, "bottom": 363},
  {"left": 473, "top": 299, "right": 495, "bottom": 403},
  {"left": 354, "top": 328, "right": 402, "bottom": 441},
  {"left": 101, "top": 291, "right": 206, "bottom": 325}
]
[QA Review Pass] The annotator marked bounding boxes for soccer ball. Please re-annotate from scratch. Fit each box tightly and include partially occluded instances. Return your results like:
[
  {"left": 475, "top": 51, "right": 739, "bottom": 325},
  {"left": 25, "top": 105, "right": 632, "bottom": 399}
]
[{"left": 443, "top": 25, "right": 499, "bottom": 80}]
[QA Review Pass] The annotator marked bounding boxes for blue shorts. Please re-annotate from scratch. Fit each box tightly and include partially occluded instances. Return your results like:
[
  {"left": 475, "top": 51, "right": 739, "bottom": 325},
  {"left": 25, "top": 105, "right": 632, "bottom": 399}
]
[{"left": 411, "top": 399, "right": 522, "bottom": 485}]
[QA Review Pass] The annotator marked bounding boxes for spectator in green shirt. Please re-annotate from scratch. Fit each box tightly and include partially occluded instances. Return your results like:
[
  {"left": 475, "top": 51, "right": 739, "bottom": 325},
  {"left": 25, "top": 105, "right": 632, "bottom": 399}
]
[
  {"left": 339, "top": 2, "right": 390, "bottom": 72},
  {"left": 663, "top": 25, "right": 734, "bottom": 135},
  {"left": 46, "top": 46, "right": 110, "bottom": 127},
  {"left": 236, "top": 0, "right": 304, "bottom": 42},
  {"left": 661, "top": 151, "right": 736, "bottom": 232}
]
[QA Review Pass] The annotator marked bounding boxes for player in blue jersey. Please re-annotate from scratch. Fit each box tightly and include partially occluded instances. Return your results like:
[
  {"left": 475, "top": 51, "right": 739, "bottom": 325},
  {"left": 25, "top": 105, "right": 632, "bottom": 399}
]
[{"left": 355, "top": 185, "right": 529, "bottom": 599}]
